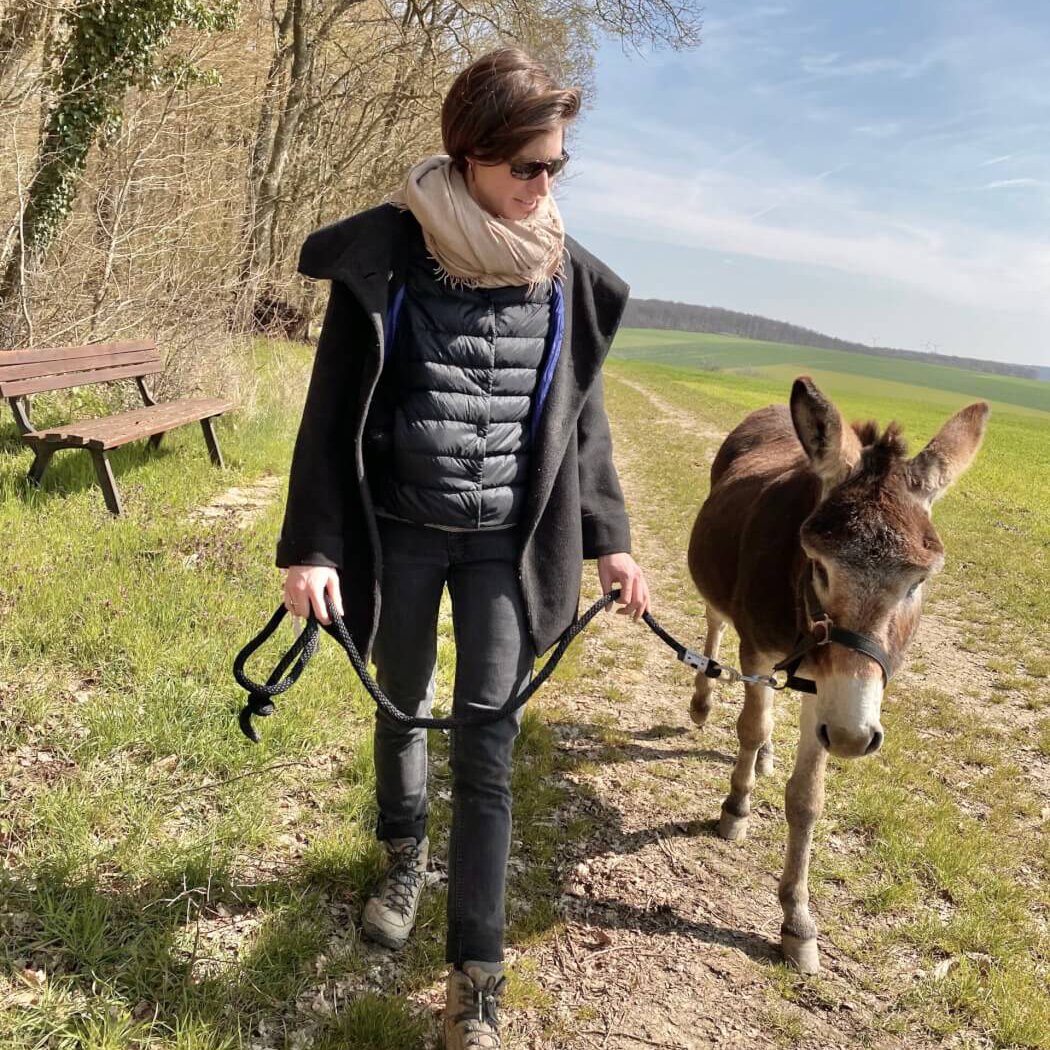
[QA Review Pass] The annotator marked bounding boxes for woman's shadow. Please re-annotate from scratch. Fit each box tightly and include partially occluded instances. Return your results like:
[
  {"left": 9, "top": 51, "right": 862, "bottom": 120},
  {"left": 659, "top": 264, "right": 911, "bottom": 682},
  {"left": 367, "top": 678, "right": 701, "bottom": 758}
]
[{"left": 1, "top": 711, "right": 778, "bottom": 1048}]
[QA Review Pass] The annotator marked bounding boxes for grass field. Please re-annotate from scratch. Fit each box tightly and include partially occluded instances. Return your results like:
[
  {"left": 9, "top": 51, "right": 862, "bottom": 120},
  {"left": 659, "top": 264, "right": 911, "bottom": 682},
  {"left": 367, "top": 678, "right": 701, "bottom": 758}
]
[
  {"left": 612, "top": 328, "right": 1050, "bottom": 417},
  {"left": 0, "top": 343, "right": 588, "bottom": 1049},
  {"left": 597, "top": 349, "right": 1049, "bottom": 1048},
  {"left": 0, "top": 332, "right": 1046, "bottom": 1048},
  {"left": 611, "top": 329, "right": 1050, "bottom": 638}
]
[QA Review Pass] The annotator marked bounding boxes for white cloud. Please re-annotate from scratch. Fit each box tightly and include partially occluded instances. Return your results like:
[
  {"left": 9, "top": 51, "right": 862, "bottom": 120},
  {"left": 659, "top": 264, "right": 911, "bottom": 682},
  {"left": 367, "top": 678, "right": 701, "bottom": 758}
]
[
  {"left": 801, "top": 51, "right": 842, "bottom": 69},
  {"left": 566, "top": 158, "right": 1050, "bottom": 317},
  {"left": 799, "top": 52, "right": 940, "bottom": 80},
  {"left": 982, "top": 178, "right": 1043, "bottom": 190},
  {"left": 814, "top": 163, "right": 850, "bottom": 181},
  {"left": 978, "top": 154, "right": 1014, "bottom": 167}
]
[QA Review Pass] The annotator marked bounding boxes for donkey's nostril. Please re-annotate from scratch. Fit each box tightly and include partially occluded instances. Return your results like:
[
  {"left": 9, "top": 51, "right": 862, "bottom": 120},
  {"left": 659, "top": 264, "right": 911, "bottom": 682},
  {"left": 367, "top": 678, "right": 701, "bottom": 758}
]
[
  {"left": 865, "top": 729, "right": 884, "bottom": 755},
  {"left": 817, "top": 724, "right": 831, "bottom": 750}
]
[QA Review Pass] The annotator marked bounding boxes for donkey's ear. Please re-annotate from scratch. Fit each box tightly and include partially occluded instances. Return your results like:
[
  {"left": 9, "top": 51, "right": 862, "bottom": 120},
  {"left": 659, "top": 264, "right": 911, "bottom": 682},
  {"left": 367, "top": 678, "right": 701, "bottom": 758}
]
[
  {"left": 905, "top": 401, "right": 989, "bottom": 507},
  {"left": 790, "top": 377, "right": 861, "bottom": 488}
]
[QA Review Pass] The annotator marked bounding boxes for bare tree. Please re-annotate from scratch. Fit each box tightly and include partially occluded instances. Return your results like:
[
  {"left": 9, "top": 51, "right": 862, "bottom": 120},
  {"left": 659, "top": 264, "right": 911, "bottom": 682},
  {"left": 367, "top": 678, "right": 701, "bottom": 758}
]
[
  {"left": 0, "top": 0, "right": 236, "bottom": 342},
  {"left": 0, "top": 0, "right": 702, "bottom": 369}
]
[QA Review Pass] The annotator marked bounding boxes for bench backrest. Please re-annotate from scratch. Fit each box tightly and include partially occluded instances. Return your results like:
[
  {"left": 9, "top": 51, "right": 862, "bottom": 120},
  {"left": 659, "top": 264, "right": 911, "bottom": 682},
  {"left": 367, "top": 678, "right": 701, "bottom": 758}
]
[{"left": 0, "top": 340, "right": 162, "bottom": 399}]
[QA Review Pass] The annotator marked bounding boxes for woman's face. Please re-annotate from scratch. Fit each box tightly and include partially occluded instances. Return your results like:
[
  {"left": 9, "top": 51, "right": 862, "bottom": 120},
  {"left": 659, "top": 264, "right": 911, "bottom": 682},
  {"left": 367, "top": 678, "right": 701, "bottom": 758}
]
[{"left": 466, "top": 127, "right": 565, "bottom": 222}]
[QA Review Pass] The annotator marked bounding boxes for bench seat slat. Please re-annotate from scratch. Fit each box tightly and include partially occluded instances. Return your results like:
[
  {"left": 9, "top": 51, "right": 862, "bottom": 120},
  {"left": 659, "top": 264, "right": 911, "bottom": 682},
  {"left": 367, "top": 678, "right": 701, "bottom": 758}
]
[
  {"left": 2, "top": 359, "right": 165, "bottom": 397},
  {"left": 24, "top": 398, "right": 232, "bottom": 450}
]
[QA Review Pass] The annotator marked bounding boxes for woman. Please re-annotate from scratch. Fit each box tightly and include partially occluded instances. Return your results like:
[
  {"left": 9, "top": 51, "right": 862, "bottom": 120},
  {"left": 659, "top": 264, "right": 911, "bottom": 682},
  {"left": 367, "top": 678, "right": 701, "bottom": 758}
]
[{"left": 277, "top": 47, "right": 649, "bottom": 1049}]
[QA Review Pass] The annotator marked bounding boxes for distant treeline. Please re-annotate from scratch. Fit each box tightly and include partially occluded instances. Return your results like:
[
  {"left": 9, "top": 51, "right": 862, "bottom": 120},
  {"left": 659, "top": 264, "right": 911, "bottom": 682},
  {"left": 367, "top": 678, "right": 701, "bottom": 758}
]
[{"left": 622, "top": 298, "right": 1044, "bottom": 381}]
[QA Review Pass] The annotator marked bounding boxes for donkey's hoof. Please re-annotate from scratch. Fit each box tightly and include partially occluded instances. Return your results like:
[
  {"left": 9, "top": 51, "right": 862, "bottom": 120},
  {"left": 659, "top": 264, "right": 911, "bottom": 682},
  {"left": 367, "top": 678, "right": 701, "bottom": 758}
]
[
  {"left": 689, "top": 694, "right": 711, "bottom": 728},
  {"left": 781, "top": 933, "right": 821, "bottom": 974},
  {"left": 717, "top": 808, "right": 749, "bottom": 841}
]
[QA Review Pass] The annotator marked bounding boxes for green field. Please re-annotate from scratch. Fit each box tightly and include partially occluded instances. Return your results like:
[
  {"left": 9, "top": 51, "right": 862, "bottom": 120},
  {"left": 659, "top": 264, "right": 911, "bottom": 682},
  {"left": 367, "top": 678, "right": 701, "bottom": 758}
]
[
  {"left": 612, "top": 327, "right": 1050, "bottom": 417},
  {"left": 598, "top": 347, "right": 1049, "bottom": 1048},
  {"left": 610, "top": 329, "right": 1049, "bottom": 637},
  {"left": 0, "top": 335, "right": 1046, "bottom": 1048}
]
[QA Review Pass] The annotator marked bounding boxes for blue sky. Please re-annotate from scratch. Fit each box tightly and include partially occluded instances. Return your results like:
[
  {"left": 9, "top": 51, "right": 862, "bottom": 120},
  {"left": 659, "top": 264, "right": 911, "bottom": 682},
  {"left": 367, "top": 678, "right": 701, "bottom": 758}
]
[{"left": 556, "top": 0, "right": 1049, "bottom": 367}]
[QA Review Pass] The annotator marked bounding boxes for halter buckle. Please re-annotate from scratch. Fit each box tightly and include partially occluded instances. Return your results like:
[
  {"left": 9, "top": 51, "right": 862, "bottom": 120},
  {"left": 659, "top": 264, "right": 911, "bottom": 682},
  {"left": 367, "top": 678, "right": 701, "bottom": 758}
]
[{"left": 812, "top": 616, "right": 833, "bottom": 645}]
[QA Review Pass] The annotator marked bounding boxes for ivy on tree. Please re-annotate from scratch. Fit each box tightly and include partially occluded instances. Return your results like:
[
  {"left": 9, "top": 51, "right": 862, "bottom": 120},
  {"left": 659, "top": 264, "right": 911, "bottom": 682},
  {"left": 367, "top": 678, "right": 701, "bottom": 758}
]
[{"left": 2, "top": 0, "right": 236, "bottom": 299}]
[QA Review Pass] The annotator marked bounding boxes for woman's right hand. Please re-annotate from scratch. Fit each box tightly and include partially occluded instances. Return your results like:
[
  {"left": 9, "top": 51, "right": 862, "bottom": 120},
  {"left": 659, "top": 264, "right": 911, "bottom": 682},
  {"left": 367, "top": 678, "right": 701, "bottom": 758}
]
[{"left": 283, "top": 565, "right": 344, "bottom": 625}]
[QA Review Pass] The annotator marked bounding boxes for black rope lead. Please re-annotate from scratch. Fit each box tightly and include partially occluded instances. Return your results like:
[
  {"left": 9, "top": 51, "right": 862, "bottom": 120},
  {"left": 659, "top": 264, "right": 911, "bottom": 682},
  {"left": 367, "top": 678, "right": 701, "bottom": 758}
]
[
  {"left": 233, "top": 589, "right": 736, "bottom": 743},
  {"left": 234, "top": 603, "right": 321, "bottom": 742}
]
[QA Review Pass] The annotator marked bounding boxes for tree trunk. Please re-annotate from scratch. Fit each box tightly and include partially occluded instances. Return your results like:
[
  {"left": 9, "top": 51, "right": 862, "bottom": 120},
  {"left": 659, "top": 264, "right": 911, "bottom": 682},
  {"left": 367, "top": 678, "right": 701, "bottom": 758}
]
[
  {"left": 238, "top": 0, "right": 368, "bottom": 330},
  {"left": 253, "top": 0, "right": 311, "bottom": 279}
]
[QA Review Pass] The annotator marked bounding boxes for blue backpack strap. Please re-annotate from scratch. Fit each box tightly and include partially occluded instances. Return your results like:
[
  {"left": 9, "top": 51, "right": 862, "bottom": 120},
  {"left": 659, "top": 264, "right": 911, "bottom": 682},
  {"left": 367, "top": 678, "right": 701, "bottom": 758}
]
[
  {"left": 383, "top": 283, "right": 406, "bottom": 358},
  {"left": 383, "top": 209, "right": 421, "bottom": 360},
  {"left": 529, "top": 277, "right": 564, "bottom": 435}
]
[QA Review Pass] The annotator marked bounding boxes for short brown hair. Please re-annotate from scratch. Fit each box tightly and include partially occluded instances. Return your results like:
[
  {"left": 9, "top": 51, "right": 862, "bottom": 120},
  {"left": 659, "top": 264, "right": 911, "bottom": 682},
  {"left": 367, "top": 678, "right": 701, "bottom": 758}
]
[{"left": 442, "top": 47, "right": 581, "bottom": 172}]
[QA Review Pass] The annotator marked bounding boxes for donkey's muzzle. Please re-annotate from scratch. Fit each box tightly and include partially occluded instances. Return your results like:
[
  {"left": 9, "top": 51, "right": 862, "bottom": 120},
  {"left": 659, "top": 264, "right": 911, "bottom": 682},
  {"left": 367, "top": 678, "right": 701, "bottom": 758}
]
[{"left": 818, "top": 722, "right": 884, "bottom": 758}]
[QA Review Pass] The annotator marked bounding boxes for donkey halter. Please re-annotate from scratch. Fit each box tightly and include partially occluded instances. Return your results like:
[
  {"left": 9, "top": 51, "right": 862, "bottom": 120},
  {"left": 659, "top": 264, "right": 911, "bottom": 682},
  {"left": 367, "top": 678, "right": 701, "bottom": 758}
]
[{"left": 769, "top": 564, "right": 895, "bottom": 695}]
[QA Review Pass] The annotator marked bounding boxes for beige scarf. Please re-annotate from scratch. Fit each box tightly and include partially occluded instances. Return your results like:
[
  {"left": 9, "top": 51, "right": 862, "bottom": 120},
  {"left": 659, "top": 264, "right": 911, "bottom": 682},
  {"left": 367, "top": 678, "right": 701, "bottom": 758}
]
[{"left": 387, "top": 154, "right": 565, "bottom": 289}]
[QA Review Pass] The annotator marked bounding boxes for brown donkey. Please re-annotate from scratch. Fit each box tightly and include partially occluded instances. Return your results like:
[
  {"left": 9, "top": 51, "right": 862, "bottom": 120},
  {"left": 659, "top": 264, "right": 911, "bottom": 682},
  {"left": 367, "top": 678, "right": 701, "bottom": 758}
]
[{"left": 688, "top": 377, "right": 988, "bottom": 973}]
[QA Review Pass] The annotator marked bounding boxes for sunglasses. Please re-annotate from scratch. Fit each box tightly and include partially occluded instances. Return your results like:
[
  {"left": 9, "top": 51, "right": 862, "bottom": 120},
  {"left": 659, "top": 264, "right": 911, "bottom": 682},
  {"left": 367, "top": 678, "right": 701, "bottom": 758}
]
[{"left": 508, "top": 151, "right": 569, "bottom": 181}]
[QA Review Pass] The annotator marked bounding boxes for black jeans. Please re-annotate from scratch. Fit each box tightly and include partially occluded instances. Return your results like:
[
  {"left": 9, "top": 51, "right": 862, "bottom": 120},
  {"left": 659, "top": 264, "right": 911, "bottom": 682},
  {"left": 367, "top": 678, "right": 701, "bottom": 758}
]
[{"left": 371, "top": 517, "right": 533, "bottom": 965}]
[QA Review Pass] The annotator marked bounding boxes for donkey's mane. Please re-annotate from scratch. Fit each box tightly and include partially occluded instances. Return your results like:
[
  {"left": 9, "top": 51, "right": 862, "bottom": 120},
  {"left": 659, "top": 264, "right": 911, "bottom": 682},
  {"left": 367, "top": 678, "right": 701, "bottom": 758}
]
[{"left": 851, "top": 420, "right": 908, "bottom": 481}]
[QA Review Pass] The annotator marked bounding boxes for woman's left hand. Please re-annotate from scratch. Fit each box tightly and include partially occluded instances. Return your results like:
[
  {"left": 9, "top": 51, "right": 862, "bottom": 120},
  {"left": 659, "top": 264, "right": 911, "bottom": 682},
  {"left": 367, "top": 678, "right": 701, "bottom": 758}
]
[{"left": 597, "top": 552, "right": 650, "bottom": 620}]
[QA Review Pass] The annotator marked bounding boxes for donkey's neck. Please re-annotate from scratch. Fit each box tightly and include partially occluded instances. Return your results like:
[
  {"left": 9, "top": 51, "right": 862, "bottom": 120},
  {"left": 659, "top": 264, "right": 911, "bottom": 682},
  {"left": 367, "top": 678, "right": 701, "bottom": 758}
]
[{"left": 729, "top": 461, "right": 822, "bottom": 658}]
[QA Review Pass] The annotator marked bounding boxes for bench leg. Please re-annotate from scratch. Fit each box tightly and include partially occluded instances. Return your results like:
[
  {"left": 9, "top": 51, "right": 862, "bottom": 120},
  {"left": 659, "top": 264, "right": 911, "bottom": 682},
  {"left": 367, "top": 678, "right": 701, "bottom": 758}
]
[
  {"left": 90, "top": 449, "right": 123, "bottom": 516},
  {"left": 149, "top": 433, "right": 164, "bottom": 451},
  {"left": 27, "top": 445, "right": 57, "bottom": 487},
  {"left": 200, "top": 416, "right": 225, "bottom": 469}
]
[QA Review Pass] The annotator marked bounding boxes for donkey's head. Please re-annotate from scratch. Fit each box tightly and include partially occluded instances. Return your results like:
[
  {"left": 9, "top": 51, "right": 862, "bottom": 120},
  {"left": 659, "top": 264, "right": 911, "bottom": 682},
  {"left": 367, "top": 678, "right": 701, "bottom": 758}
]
[{"left": 789, "top": 377, "right": 988, "bottom": 759}]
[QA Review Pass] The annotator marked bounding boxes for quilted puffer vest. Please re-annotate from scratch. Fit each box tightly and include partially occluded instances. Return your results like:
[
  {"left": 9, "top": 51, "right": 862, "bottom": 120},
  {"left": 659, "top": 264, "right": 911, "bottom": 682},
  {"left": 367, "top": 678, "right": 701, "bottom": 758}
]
[{"left": 371, "top": 236, "right": 564, "bottom": 530}]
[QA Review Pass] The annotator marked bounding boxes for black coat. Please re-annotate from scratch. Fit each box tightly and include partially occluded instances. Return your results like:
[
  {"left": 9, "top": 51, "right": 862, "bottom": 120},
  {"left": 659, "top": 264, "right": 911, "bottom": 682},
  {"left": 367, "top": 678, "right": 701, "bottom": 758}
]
[{"left": 276, "top": 203, "right": 632, "bottom": 655}]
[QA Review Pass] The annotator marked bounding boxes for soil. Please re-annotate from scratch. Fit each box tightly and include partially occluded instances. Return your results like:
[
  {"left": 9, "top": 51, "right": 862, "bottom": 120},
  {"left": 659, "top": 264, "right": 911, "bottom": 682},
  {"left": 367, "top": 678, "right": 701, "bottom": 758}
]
[
  {"left": 178, "top": 375, "right": 1044, "bottom": 1049},
  {"left": 187, "top": 473, "right": 283, "bottom": 529},
  {"left": 488, "top": 372, "right": 1041, "bottom": 1049}
]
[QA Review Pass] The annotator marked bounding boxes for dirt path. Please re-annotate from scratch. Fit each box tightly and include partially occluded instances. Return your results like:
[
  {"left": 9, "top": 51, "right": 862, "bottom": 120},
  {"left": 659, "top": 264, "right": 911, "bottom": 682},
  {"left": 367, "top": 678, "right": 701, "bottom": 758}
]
[
  {"left": 180, "top": 382, "right": 1044, "bottom": 1048},
  {"left": 500, "top": 372, "right": 1044, "bottom": 1050},
  {"left": 610, "top": 373, "right": 725, "bottom": 445}
]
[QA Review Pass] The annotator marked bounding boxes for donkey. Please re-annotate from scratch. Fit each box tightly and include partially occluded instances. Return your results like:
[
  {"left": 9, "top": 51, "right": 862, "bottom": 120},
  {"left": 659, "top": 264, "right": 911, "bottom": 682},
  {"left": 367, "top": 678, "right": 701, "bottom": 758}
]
[{"left": 687, "top": 376, "right": 988, "bottom": 973}]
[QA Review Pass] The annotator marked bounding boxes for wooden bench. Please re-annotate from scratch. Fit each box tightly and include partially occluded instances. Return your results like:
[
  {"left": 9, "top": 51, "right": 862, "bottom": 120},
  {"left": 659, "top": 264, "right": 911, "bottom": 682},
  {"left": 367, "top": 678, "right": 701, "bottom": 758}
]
[{"left": 1, "top": 340, "right": 233, "bottom": 516}]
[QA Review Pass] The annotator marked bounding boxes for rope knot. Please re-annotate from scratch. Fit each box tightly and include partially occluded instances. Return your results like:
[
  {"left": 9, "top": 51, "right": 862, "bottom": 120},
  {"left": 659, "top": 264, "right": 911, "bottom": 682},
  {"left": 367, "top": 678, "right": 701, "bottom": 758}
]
[{"left": 238, "top": 691, "right": 277, "bottom": 743}]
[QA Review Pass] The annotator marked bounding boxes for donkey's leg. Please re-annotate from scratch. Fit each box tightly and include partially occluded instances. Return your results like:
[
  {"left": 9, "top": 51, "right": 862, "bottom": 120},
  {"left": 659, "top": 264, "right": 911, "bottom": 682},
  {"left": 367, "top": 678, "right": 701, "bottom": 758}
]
[
  {"left": 756, "top": 739, "right": 776, "bottom": 777},
  {"left": 690, "top": 603, "right": 727, "bottom": 727},
  {"left": 717, "top": 647, "right": 774, "bottom": 841},
  {"left": 778, "top": 698, "right": 828, "bottom": 974},
  {"left": 753, "top": 643, "right": 776, "bottom": 776}
]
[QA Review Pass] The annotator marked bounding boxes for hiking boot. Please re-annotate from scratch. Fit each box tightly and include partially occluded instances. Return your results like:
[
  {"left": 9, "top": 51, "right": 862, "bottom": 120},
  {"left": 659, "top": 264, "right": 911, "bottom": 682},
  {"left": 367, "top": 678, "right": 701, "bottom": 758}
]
[
  {"left": 361, "top": 836, "right": 429, "bottom": 949},
  {"left": 443, "top": 961, "right": 505, "bottom": 1050}
]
